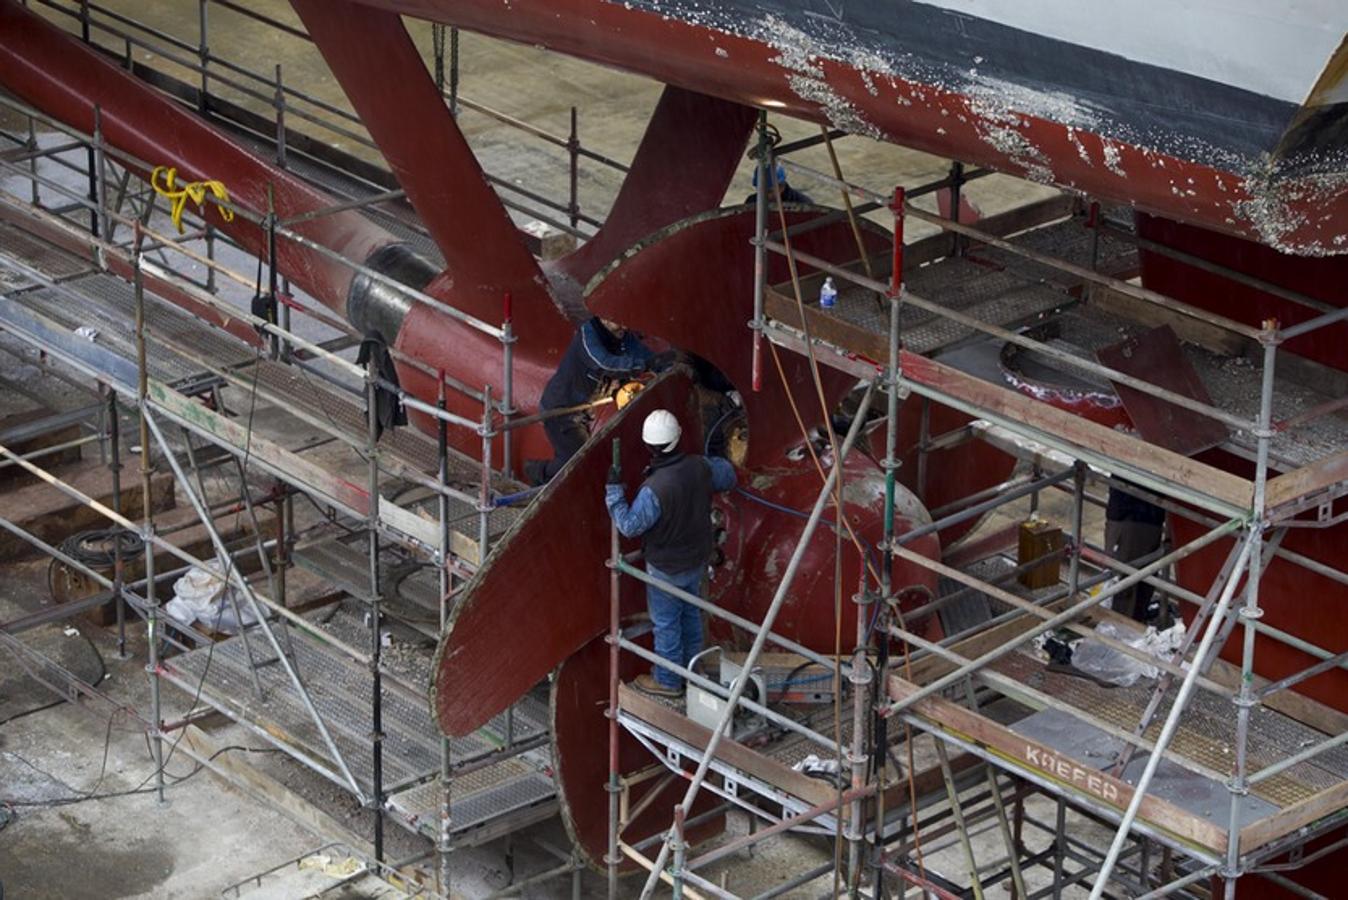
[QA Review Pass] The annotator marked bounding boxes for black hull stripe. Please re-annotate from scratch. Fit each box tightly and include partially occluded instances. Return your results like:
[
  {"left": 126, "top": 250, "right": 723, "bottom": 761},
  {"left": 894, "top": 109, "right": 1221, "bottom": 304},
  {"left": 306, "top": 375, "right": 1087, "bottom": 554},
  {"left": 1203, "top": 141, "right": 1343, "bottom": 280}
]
[{"left": 616, "top": 0, "right": 1344, "bottom": 176}]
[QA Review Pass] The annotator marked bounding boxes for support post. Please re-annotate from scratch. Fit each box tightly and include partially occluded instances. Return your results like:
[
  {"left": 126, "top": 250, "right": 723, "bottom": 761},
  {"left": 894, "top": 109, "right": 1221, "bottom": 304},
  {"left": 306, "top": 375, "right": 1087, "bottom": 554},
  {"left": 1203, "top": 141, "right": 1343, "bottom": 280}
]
[
  {"left": 606, "top": 436, "right": 622, "bottom": 900},
  {"left": 1223, "top": 332, "right": 1279, "bottom": 897},
  {"left": 636, "top": 383, "right": 877, "bottom": 900},
  {"left": 448, "top": 26, "right": 460, "bottom": 116},
  {"left": 671, "top": 806, "right": 687, "bottom": 900},
  {"left": 948, "top": 161, "right": 965, "bottom": 257},
  {"left": 273, "top": 64, "right": 287, "bottom": 168},
  {"left": 134, "top": 241, "right": 166, "bottom": 804},
  {"left": 436, "top": 374, "right": 453, "bottom": 896},
  {"left": 478, "top": 385, "right": 493, "bottom": 561},
  {"left": 366, "top": 357, "right": 385, "bottom": 861},
  {"left": 205, "top": 223, "right": 217, "bottom": 294},
  {"left": 1068, "top": 461, "right": 1086, "bottom": 597},
  {"left": 1088, "top": 532, "right": 1258, "bottom": 899},
  {"left": 846, "top": 574, "right": 874, "bottom": 896},
  {"left": 197, "top": 0, "right": 209, "bottom": 114},
  {"left": 27, "top": 107, "right": 39, "bottom": 205},
  {"left": 266, "top": 185, "right": 280, "bottom": 360},
  {"left": 432, "top": 23, "right": 445, "bottom": 95},
  {"left": 91, "top": 106, "right": 107, "bottom": 257},
  {"left": 500, "top": 294, "right": 515, "bottom": 479},
  {"left": 568, "top": 107, "right": 580, "bottom": 229},
  {"left": 875, "top": 249, "right": 903, "bottom": 898},
  {"left": 750, "top": 111, "right": 769, "bottom": 393},
  {"left": 107, "top": 385, "right": 127, "bottom": 659}
]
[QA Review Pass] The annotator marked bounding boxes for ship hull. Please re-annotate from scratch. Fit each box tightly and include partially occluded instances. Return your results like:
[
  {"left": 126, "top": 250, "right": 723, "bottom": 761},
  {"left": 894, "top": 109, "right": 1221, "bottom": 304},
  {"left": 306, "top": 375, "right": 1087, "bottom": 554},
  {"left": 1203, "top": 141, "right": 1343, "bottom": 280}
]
[{"left": 353, "top": 0, "right": 1348, "bottom": 256}]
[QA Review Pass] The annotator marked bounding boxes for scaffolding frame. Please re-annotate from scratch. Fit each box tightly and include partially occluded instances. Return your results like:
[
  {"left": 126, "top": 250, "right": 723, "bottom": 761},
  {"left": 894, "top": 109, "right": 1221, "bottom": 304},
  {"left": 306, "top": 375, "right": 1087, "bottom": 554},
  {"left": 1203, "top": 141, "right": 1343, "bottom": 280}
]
[
  {"left": 607, "top": 123, "right": 1348, "bottom": 899},
  {"left": 0, "top": 33, "right": 591, "bottom": 892},
  {"left": 6, "top": 6, "right": 1348, "bottom": 898}
]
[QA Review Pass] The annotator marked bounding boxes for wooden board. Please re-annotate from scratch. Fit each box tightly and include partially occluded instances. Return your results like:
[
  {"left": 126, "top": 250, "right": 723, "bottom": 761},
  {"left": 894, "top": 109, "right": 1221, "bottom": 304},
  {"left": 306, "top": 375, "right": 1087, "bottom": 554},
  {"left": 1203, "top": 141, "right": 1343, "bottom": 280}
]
[
  {"left": 887, "top": 675, "right": 1231, "bottom": 852},
  {"left": 1240, "top": 778, "right": 1348, "bottom": 854},
  {"left": 898, "top": 350, "right": 1253, "bottom": 512},
  {"left": 619, "top": 684, "right": 837, "bottom": 809},
  {"left": 1096, "top": 324, "right": 1228, "bottom": 456},
  {"left": 1265, "top": 448, "right": 1348, "bottom": 515}
]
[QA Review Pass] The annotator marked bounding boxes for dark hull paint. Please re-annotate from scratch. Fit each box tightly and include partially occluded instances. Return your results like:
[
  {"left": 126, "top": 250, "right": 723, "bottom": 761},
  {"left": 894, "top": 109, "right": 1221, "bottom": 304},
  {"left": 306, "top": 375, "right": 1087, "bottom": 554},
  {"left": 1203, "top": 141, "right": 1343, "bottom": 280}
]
[
  {"left": 630, "top": 0, "right": 1308, "bottom": 170},
  {"left": 350, "top": 0, "right": 1348, "bottom": 255}
]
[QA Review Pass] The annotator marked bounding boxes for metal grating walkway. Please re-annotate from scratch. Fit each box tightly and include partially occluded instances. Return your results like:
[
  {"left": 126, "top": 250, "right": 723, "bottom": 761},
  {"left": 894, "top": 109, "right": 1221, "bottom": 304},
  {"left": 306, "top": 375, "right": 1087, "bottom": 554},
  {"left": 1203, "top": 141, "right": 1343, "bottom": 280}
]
[
  {"left": 163, "top": 610, "right": 554, "bottom": 840},
  {"left": 992, "top": 648, "right": 1348, "bottom": 809},
  {"left": 802, "top": 217, "right": 1138, "bottom": 357}
]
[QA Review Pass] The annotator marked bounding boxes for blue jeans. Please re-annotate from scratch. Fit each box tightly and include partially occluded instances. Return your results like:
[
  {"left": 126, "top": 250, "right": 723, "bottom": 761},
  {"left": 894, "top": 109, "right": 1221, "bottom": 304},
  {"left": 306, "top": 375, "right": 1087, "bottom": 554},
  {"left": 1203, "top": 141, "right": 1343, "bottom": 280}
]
[{"left": 647, "top": 565, "right": 705, "bottom": 690}]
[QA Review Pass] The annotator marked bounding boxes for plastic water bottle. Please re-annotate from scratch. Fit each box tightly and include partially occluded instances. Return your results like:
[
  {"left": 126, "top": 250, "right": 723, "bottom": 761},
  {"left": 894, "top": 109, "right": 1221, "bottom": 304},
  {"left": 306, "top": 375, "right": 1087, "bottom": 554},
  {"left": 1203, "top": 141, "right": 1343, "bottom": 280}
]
[{"left": 819, "top": 276, "right": 837, "bottom": 309}]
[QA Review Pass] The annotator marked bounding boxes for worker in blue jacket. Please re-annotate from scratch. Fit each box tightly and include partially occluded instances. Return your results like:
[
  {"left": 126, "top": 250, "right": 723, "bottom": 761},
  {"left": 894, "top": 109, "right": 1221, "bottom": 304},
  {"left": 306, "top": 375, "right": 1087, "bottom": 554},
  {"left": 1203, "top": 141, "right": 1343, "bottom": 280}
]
[
  {"left": 744, "top": 162, "right": 812, "bottom": 205},
  {"left": 606, "top": 409, "right": 736, "bottom": 696},
  {"left": 524, "top": 316, "right": 671, "bottom": 485}
]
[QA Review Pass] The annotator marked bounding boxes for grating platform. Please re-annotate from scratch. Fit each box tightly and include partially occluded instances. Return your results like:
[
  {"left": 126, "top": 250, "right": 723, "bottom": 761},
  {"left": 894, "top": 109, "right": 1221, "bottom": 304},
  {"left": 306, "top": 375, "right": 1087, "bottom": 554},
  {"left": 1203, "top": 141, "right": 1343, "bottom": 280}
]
[
  {"left": 0, "top": 222, "right": 525, "bottom": 557},
  {"left": 1004, "top": 307, "right": 1348, "bottom": 471},
  {"left": 993, "top": 648, "right": 1348, "bottom": 809},
  {"left": 163, "top": 609, "right": 554, "bottom": 840},
  {"left": 293, "top": 537, "right": 446, "bottom": 637},
  {"left": 0, "top": 249, "right": 254, "bottom": 384},
  {"left": 0, "top": 220, "right": 96, "bottom": 281},
  {"left": 791, "top": 216, "right": 1138, "bottom": 358},
  {"left": 386, "top": 756, "right": 557, "bottom": 847}
]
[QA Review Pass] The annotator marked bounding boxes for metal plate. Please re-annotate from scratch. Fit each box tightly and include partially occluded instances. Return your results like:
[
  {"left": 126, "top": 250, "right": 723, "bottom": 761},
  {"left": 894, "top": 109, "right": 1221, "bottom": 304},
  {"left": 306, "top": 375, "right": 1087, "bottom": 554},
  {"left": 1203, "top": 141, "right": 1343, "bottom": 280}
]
[
  {"left": 1011, "top": 707, "right": 1279, "bottom": 829},
  {"left": 1096, "top": 324, "right": 1228, "bottom": 456}
]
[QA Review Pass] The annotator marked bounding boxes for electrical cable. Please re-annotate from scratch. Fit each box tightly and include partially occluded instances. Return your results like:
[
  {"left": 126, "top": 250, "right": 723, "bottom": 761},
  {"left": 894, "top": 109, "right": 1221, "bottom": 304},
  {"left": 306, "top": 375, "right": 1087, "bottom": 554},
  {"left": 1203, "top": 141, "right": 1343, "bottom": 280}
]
[
  {"left": 1, "top": 740, "right": 281, "bottom": 810},
  {"left": 46, "top": 528, "right": 145, "bottom": 605},
  {"left": 765, "top": 176, "right": 931, "bottom": 885},
  {"left": 144, "top": 344, "right": 266, "bottom": 788},
  {"left": 0, "top": 631, "right": 107, "bottom": 727}
]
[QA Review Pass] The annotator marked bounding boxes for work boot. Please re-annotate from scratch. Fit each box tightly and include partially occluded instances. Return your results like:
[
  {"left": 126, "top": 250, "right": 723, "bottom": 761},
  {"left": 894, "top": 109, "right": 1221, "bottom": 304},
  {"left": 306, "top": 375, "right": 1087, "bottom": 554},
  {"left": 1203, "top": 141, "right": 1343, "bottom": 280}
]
[
  {"left": 522, "top": 459, "right": 548, "bottom": 487},
  {"left": 632, "top": 673, "right": 681, "bottom": 698}
]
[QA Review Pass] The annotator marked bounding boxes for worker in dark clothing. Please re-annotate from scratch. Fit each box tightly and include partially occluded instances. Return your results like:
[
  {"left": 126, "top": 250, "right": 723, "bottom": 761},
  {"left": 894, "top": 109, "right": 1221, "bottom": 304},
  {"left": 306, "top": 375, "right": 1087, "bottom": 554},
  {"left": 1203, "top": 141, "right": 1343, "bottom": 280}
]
[
  {"left": 606, "top": 409, "right": 736, "bottom": 696},
  {"left": 744, "top": 163, "right": 812, "bottom": 205},
  {"left": 1105, "top": 484, "right": 1166, "bottom": 622},
  {"left": 524, "top": 316, "right": 670, "bottom": 485}
]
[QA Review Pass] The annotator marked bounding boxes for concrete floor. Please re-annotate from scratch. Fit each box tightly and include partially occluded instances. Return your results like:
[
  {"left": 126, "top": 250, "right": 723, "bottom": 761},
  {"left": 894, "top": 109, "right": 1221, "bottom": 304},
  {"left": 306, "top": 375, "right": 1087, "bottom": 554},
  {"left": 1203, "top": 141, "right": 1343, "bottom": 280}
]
[{"left": 0, "top": 4, "right": 1123, "bottom": 899}]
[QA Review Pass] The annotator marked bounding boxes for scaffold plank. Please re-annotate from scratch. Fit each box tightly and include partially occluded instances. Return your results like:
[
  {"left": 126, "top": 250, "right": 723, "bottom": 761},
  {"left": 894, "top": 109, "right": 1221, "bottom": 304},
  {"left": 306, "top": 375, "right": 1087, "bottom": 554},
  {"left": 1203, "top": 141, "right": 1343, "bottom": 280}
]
[
  {"left": 619, "top": 683, "right": 835, "bottom": 808},
  {"left": 898, "top": 351, "right": 1253, "bottom": 513},
  {"left": 887, "top": 675, "right": 1232, "bottom": 853},
  {"left": 1241, "top": 778, "right": 1348, "bottom": 854},
  {"left": 1265, "top": 449, "right": 1348, "bottom": 516}
]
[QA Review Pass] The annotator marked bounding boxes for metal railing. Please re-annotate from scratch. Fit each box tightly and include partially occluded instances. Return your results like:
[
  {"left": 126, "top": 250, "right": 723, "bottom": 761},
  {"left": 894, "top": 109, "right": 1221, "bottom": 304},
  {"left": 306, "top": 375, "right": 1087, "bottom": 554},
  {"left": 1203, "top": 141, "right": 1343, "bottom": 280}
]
[{"left": 0, "top": 77, "right": 558, "bottom": 894}]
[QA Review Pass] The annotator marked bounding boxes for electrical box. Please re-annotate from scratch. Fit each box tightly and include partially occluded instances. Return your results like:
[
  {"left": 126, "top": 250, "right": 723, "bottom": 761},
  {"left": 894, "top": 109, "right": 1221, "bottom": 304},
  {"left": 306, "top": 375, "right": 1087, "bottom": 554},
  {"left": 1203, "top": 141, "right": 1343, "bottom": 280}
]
[{"left": 685, "top": 647, "right": 767, "bottom": 738}]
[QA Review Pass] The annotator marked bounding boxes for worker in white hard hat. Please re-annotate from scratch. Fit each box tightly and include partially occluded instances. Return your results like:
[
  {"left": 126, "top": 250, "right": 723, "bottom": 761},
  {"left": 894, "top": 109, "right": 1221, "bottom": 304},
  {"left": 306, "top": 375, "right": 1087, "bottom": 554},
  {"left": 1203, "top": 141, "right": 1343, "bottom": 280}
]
[{"left": 605, "top": 408, "right": 736, "bottom": 697}]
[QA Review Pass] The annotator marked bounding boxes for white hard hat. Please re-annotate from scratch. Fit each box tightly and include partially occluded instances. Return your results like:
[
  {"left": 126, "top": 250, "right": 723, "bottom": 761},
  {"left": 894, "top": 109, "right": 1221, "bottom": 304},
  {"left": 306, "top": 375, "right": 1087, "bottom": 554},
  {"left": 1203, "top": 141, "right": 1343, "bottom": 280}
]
[{"left": 642, "top": 409, "right": 681, "bottom": 453}]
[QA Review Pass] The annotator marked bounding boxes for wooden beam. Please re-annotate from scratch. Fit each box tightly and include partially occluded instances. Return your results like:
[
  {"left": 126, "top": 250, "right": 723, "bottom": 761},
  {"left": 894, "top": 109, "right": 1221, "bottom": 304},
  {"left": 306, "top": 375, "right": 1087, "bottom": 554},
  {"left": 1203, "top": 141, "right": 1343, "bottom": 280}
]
[
  {"left": 619, "top": 684, "right": 836, "bottom": 808},
  {"left": 1265, "top": 449, "right": 1348, "bottom": 514},
  {"left": 1240, "top": 777, "right": 1348, "bottom": 854},
  {"left": 887, "top": 676, "right": 1230, "bottom": 853},
  {"left": 899, "top": 351, "right": 1253, "bottom": 512}
]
